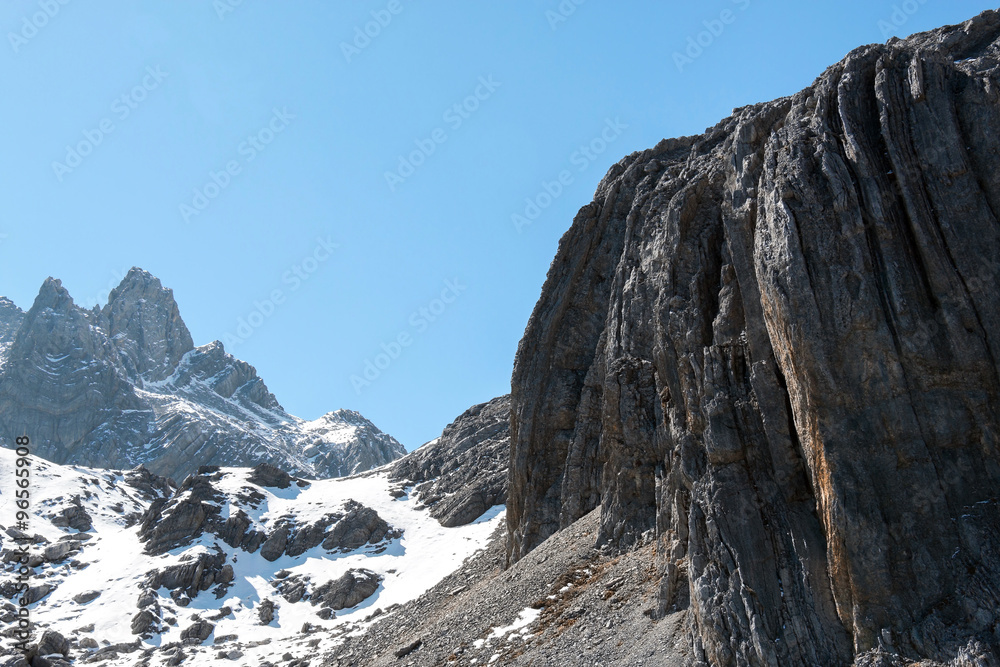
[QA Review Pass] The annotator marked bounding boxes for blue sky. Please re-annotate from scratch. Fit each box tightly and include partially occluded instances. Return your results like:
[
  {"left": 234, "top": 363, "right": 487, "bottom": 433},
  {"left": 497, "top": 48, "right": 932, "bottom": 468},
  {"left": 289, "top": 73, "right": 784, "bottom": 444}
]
[{"left": 0, "top": 1, "right": 991, "bottom": 450}]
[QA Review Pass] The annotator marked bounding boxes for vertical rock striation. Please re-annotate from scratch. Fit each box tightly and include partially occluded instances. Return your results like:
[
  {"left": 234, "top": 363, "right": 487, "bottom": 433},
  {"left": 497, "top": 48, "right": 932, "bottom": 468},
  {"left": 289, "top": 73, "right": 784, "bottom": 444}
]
[
  {"left": 391, "top": 395, "right": 510, "bottom": 526},
  {"left": 508, "top": 12, "right": 1000, "bottom": 665}
]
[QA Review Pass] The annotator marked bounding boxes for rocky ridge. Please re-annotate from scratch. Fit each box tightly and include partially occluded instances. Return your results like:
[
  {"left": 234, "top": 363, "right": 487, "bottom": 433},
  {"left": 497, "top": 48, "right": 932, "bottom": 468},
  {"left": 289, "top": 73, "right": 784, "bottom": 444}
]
[
  {"left": 0, "top": 269, "right": 406, "bottom": 480},
  {"left": 390, "top": 395, "right": 510, "bottom": 527}
]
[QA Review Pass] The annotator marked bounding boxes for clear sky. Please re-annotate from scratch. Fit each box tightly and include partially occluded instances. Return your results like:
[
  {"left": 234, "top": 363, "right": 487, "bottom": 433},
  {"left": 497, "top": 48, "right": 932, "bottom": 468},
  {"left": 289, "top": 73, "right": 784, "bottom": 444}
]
[{"left": 0, "top": 1, "right": 992, "bottom": 450}]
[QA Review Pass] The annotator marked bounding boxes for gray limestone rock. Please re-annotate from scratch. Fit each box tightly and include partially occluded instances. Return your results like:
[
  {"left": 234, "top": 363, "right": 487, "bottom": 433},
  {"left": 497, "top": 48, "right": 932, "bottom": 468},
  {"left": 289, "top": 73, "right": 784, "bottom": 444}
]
[
  {"left": 72, "top": 590, "right": 100, "bottom": 604},
  {"left": 248, "top": 463, "right": 292, "bottom": 489},
  {"left": 319, "top": 501, "right": 393, "bottom": 552},
  {"left": 145, "top": 548, "right": 230, "bottom": 599},
  {"left": 138, "top": 474, "right": 222, "bottom": 556},
  {"left": 131, "top": 609, "right": 159, "bottom": 636},
  {"left": 258, "top": 598, "right": 275, "bottom": 625},
  {"left": 0, "top": 297, "right": 24, "bottom": 365},
  {"left": 48, "top": 497, "right": 92, "bottom": 532},
  {"left": 390, "top": 395, "right": 509, "bottom": 527},
  {"left": 98, "top": 267, "right": 194, "bottom": 383},
  {"left": 179, "top": 620, "right": 214, "bottom": 643},
  {"left": 312, "top": 569, "right": 381, "bottom": 612},
  {"left": 260, "top": 526, "right": 290, "bottom": 562},
  {"left": 507, "top": 10, "right": 1000, "bottom": 666},
  {"left": 36, "top": 630, "right": 70, "bottom": 658}
]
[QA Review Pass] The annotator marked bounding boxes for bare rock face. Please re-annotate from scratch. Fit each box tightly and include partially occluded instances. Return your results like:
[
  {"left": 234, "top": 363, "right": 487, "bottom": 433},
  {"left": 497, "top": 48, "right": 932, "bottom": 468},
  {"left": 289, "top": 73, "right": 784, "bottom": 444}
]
[
  {"left": 179, "top": 619, "right": 214, "bottom": 643},
  {"left": 145, "top": 548, "right": 232, "bottom": 599},
  {"left": 508, "top": 12, "right": 1000, "bottom": 666},
  {"left": 318, "top": 501, "right": 395, "bottom": 552},
  {"left": 48, "top": 497, "right": 93, "bottom": 532},
  {"left": 139, "top": 474, "right": 222, "bottom": 556},
  {"left": 0, "top": 279, "right": 146, "bottom": 467},
  {"left": 0, "top": 297, "right": 23, "bottom": 364},
  {"left": 258, "top": 598, "right": 275, "bottom": 625},
  {"left": 98, "top": 267, "right": 194, "bottom": 383},
  {"left": 391, "top": 395, "right": 509, "bottom": 526},
  {"left": 36, "top": 630, "right": 70, "bottom": 659}
]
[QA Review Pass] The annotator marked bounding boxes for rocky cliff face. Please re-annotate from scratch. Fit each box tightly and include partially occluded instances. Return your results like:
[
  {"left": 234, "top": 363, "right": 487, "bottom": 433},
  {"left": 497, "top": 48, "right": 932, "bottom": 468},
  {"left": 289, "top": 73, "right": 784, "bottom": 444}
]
[
  {"left": 508, "top": 12, "right": 1000, "bottom": 666},
  {"left": 0, "top": 297, "right": 23, "bottom": 364},
  {"left": 0, "top": 278, "right": 145, "bottom": 465},
  {"left": 98, "top": 268, "right": 195, "bottom": 383},
  {"left": 0, "top": 269, "right": 406, "bottom": 480},
  {"left": 391, "top": 395, "right": 509, "bottom": 527}
]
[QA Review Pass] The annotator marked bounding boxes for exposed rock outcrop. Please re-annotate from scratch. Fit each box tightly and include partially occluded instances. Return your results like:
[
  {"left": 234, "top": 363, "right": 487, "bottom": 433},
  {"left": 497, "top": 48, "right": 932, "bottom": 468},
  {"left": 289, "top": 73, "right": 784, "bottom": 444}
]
[
  {"left": 508, "top": 12, "right": 1000, "bottom": 666},
  {"left": 48, "top": 497, "right": 93, "bottom": 532},
  {"left": 145, "top": 548, "right": 233, "bottom": 599},
  {"left": 0, "top": 297, "right": 24, "bottom": 366},
  {"left": 273, "top": 568, "right": 382, "bottom": 619},
  {"left": 138, "top": 474, "right": 223, "bottom": 556},
  {"left": 391, "top": 395, "right": 509, "bottom": 526},
  {"left": 98, "top": 268, "right": 194, "bottom": 383},
  {"left": 248, "top": 463, "right": 294, "bottom": 489},
  {"left": 313, "top": 569, "right": 382, "bottom": 613},
  {"left": 137, "top": 467, "right": 398, "bottom": 570}
]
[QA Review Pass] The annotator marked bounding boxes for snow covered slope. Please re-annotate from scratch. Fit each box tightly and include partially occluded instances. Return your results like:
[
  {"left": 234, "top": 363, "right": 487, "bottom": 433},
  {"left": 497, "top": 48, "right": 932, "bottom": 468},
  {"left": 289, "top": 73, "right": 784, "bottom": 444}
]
[
  {"left": 0, "top": 447, "right": 503, "bottom": 666},
  {"left": 0, "top": 269, "right": 405, "bottom": 480}
]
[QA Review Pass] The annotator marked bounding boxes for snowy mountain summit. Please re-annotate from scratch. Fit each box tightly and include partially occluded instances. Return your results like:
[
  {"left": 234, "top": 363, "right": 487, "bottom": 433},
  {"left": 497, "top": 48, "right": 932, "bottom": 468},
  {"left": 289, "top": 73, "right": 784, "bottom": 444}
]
[{"left": 0, "top": 269, "right": 405, "bottom": 480}]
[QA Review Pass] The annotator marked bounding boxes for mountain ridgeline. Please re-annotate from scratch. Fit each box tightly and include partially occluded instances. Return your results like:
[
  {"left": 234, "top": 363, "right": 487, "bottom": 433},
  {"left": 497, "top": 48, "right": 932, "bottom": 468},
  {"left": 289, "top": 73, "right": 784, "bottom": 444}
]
[
  {"left": 0, "top": 269, "right": 405, "bottom": 480},
  {"left": 508, "top": 12, "right": 1000, "bottom": 667}
]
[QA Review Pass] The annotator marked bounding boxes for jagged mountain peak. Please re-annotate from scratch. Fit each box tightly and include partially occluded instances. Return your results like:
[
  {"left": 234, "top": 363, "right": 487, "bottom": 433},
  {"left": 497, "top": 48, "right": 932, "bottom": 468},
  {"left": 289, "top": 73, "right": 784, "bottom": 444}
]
[
  {"left": 0, "top": 270, "right": 405, "bottom": 481},
  {"left": 100, "top": 266, "right": 194, "bottom": 383},
  {"left": 30, "top": 276, "right": 76, "bottom": 313}
]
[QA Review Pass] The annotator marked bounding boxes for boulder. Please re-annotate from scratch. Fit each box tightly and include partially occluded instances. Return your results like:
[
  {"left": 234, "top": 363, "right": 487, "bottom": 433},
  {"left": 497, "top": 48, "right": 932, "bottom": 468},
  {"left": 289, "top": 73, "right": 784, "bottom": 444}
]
[
  {"left": 312, "top": 569, "right": 381, "bottom": 611},
  {"left": 72, "top": 591, "right": 100, "bottom": 604},
  {"left": 247, "top": 463, "right": 292, "bottom": 489},
  {"left": 179, "top": 620, "right": 214, "bottom": 643}
]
